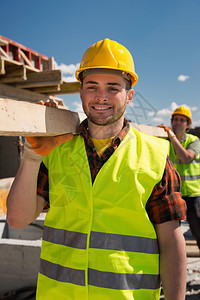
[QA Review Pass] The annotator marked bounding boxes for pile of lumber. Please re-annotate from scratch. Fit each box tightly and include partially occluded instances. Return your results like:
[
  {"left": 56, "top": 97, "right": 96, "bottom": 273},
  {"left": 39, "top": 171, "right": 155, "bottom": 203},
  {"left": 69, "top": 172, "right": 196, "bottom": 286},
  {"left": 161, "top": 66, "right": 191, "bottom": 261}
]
[
  {"left": 0, "top": 35, "right": 80, "bottom": 95},
  {"left": 0, "top": 57, "right": 80, "bottom": 95}
]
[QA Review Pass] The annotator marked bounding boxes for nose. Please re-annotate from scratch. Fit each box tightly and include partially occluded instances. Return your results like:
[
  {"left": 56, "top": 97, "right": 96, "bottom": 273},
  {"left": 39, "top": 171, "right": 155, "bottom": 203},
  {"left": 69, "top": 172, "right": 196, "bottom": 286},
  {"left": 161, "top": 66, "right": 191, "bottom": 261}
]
[{"left": 96, "top": 88, "right": 108, "bottom": 102}]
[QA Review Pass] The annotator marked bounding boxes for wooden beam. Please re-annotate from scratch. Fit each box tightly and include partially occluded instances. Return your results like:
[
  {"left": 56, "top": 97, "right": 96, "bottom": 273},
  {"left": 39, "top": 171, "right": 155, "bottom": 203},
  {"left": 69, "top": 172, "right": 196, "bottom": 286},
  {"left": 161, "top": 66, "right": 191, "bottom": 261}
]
[
  {"left": 19, "top": 49, "right": 33, "bottom": 68},
  {"left": 48, "top": 57, "right": 55, "bottom": 70},
  {"left": 0, "top": 47, "right": 10, "bottom": 59},
  {"left": 131, "top": 123, "right": 168, "bottom": 138},
  {"left": 0, "top": 57, "right": 39, "bottom": 78},
  {"left": 15, "top": 69, "right": 62, "bottom": 88},
  {"left": 25, "top": 81, "right": 80, "bottom": 95},
  {"left": 47, "top": 81, "right": 80, "bottom": 95},
  {"left": 0, "top": 83, "right": 52, "bottom": 103},
  {"left": 0, "top": 97, "right": 167, "bottom": 138},
  {"left": 0, "top": 63, "right": 27, "bottom": 83},
  {"left": 28, "top": 85, "right": 61, "bottom": 94},
  {"left": 0, "top": 98, "right": 80, "bottom": 136},
  {"left": 0, "top": 59, "right": 5, "bottom": 75},
  {"left": 0, "top": 38, "right": 9, "bottom": 46}
]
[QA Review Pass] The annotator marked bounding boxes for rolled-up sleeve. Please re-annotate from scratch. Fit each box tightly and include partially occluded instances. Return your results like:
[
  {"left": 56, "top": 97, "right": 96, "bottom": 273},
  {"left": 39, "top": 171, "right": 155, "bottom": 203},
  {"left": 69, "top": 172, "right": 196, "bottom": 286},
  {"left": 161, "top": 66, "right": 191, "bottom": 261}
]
[{"left": 146, "top": 156, "right": 187, "bottom": 224}]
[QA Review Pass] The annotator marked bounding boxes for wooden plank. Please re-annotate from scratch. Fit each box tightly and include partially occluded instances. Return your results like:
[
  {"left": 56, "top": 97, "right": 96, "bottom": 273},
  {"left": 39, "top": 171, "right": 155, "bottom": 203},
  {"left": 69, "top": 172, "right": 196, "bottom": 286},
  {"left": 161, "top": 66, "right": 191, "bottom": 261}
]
[
  {"left": 49, "top": 81, "right": 80, "bottom": 95},
  {"left": 19, "top": 49, "right": 34, "bottom": 68},
  {"left": 0, "top": 57, "right": 39, "bottom": 75},
  {"left": 186, "top": 242, "right": 200, "bottom": 257},
  {"left": 0, "top": 38, "right": 9, "bottom": 46},
  {"left": 0, "top": 63, "right": 27, "bottom": 83},
  {"left": 0, "top": 59, "right": 5, "bottom": 75},
  {"left": 15, "top": 69, "right": 62, "bottom": 88},
  {"left": 0, "top": 98, "right": 80, "bottom": 136},
  {"left": 0, "top": 83, "right": 52, "bottom": 103},
  {"left": 48, "top": 57, "right": 55, "bottom": 70},
  {"left": 131, "top": 123, "right": 168, "bottom": 137},
  {"left": 0, "top": 47, "right": 10, "bottom": 58},
  {"left": 29, "top": 85, "right": 61, "bottom": 94},
  {"left": 0, "top": 97, "right": 167, "bottom": 138}
]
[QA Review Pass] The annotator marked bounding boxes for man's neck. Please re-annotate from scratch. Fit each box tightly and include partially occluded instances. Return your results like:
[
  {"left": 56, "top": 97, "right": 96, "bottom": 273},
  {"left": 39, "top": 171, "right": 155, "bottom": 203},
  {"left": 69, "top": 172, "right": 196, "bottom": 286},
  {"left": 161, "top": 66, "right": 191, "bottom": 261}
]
[
  {"left": 174, "top": 130, "right": 186, "bottom": 141},
  {"left": 88, "top": 117, "right": 124, "bottom": 139}
]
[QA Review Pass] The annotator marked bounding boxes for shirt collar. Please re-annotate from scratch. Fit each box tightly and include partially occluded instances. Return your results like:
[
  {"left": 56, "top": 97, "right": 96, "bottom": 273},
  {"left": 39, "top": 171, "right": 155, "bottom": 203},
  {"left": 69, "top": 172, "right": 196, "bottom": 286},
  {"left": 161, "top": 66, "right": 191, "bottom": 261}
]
[{"left": 78, "top": 118, "right": 131, "bottom": 146}]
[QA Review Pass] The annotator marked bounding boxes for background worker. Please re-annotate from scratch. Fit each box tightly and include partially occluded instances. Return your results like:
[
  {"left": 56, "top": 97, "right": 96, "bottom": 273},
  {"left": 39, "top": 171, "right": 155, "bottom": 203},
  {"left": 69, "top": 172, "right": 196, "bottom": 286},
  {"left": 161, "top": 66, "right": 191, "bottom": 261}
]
[
  {"left": 7, "top": 39, "right": 187, "bottom": 300},
  {"left": 159, "top": 106, "right": 200, "bottom": 250}
]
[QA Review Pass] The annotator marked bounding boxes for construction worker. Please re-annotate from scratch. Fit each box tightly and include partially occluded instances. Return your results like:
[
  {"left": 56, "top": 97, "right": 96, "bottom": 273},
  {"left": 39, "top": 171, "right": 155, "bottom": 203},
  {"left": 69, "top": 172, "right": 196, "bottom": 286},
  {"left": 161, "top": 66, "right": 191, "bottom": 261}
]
[
  {"left": 7, "top": 39, "right": 187, "bottom": 300},
  {"left": 159, "top": 106, "right": 200, "bottom": 250}
]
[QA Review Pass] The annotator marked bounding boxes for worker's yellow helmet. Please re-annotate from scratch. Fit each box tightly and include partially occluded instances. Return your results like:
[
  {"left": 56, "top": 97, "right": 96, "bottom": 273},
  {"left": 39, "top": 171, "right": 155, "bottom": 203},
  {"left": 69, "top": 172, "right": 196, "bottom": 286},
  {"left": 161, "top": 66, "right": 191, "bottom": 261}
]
[
  {"left": 75, "top": 38, "right": 138, "bottom": 87},
  {"left": 171, "top": 106, "right": 192, "bottom": 123}
]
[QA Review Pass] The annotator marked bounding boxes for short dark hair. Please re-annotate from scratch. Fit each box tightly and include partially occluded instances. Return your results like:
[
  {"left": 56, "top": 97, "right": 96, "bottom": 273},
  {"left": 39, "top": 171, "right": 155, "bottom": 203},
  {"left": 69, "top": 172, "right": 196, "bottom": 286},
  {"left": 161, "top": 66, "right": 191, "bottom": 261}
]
[{"left": 125, "top": 79, "right": 132, "bottom": 91}]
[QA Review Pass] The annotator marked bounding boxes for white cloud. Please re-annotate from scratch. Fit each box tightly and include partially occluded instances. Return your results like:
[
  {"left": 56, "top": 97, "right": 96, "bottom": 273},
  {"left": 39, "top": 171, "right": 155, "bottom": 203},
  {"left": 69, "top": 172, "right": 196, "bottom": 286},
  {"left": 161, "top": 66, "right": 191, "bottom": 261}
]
[
  {"left": 55, "top": 61, "right": 80, "bottom": 82},
  {"left": 148, "top": 111, "right": 155, "bottom": 117},
  {"left": 193, "top": 120, "right": 200, "bottom": 126},
  {"left": 152, "top": 117, "right": 164, "bottom": 123},
  {"left": 72, "top": 101, "right": 84, "bottom": 114},
  {"left": 63, "top": 75, "right": 77, "bottom": 82},
  {"left": 177, "top": 74, "right": 189, "bottom": 82},
  {"left": 170, "top": 102, "right": 179, "bottom": 111},
  {"left": 190, "top": 106, "right": 198, "bottom": 112},
  {"left": 156, "top": 108, "right": 171, "bottom": 116}
]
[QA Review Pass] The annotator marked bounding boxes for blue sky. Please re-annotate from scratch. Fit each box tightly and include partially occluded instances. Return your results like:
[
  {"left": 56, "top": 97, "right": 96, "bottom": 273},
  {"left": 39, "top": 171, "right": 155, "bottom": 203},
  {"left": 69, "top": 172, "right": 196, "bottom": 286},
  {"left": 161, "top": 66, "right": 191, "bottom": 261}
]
[{"left": 1, "top": 0, "right": 200, "bottom": 127}]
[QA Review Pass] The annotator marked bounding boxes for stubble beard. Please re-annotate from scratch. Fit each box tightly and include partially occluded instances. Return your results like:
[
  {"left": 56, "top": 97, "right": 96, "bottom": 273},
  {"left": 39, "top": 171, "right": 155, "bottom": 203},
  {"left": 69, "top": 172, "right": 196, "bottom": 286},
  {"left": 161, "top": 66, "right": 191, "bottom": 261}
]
[{"left": 85, "top": 107, "right": 126, "bottom": 126}]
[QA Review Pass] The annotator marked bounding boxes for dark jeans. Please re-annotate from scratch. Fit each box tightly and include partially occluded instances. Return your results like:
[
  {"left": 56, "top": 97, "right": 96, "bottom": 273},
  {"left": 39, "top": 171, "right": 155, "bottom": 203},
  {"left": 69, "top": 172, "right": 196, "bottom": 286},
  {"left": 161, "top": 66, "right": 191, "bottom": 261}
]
[{"left": 183, "top": 195, "right": 200, "bottom": 249}]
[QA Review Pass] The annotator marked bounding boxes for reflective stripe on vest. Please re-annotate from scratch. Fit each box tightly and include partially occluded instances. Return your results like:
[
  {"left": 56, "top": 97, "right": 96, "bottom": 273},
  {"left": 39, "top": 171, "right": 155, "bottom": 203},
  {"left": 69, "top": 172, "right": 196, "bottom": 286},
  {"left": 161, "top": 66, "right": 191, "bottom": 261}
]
[
  {"left": 37, "top": 128, "right": 168, "bottom": 299},
  {"left": 40, "top": 259, "right": 160, "bottom": 290},
  {"left": 40, "top": 258, "right": 85, "bottom": 286},
  {"left": 88, "top": 268, "right": 160, "bottom": 290},
  {"left": 43, "top": 225, "right": 159, "bottom": 254},
  {"left": 181, "top": 174, "right": 200, "bottom": 181},
  {"left": 43, "top": 225, "right": 87, "bottom": 249}
]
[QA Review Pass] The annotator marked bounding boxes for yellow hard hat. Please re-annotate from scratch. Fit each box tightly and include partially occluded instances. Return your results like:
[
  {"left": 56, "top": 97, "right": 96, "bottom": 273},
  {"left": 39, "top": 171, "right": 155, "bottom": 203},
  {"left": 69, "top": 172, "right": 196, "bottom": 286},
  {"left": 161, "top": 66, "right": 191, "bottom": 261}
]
[
  {"left": 75, "top": 38, "right": 138, "bottom": 87},
  {"left": 171, "top": 106, "right": 192, "bottom": 123}
]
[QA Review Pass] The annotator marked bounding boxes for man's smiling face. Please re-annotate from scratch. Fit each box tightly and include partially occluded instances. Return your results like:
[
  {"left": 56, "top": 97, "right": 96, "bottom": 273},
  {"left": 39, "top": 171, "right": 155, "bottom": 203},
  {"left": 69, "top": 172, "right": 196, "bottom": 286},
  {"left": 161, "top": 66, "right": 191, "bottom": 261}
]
[{"left": 80, "top": 73, "right": 133, "bottom": 126}]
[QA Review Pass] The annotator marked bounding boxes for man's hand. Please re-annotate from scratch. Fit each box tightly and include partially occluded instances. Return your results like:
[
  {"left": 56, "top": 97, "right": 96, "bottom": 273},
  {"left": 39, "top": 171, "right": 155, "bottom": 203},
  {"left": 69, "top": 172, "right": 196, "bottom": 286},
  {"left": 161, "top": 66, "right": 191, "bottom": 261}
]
[
  {"left": 157, "top": 124, "right": 171, "bottom": 133},
  {"left": 157, "top": 124, "right": 175, "bottom": 139},
  {"left": 26, "top": 134, "right": 73, "bottom": 156},
  {"left": 23, "top": 100, "right": 74, "bottom": 161}
]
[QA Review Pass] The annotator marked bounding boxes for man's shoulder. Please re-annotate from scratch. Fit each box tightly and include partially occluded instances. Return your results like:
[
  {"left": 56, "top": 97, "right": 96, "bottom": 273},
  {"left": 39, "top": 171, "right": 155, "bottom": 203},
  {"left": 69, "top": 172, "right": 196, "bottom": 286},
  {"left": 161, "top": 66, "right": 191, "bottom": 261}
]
[{"left": 186, "top": 133, "right": 200, "bottom": 142}]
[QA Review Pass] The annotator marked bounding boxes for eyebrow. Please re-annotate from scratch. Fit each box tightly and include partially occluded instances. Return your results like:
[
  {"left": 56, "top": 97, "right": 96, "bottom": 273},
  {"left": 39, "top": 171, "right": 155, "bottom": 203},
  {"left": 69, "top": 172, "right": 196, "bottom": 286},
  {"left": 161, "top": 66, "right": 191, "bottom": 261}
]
[{"left": 85, "top": 80, "right": 121, "bottom": 86}]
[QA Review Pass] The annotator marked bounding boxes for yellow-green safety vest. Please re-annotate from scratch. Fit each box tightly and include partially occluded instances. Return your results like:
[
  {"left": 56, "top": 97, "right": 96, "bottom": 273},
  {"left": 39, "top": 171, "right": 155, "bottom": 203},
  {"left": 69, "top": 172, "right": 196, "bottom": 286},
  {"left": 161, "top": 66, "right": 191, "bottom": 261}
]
[
  {"left": 169, "top": 134, "right": 200, "bottom": 196},
  {"left": 36, "top": 128, "right": 168, "bottom": 300}
]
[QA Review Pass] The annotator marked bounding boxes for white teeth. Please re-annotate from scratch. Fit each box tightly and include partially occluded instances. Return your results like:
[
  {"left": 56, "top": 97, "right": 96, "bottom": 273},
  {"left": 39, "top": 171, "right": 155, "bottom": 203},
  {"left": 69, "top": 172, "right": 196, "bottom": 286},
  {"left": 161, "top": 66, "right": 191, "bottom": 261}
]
[{"left": 93, "top": 106, "right": 110, "bottom": 110}]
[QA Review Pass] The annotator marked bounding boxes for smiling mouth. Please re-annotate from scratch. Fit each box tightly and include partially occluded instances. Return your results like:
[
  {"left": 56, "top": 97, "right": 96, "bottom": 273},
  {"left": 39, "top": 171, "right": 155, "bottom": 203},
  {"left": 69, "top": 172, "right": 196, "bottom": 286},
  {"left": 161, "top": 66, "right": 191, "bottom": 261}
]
[{"left": 91, "top": 106, "right": 112, "bottom": 111}]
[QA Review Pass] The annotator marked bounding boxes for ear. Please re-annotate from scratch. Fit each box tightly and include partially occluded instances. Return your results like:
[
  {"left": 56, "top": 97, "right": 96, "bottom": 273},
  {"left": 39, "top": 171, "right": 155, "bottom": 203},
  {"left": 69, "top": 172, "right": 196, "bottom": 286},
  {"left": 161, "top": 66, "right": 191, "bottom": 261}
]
[{"left": 126, "top": 89, "right": 134, "bottom": 105}]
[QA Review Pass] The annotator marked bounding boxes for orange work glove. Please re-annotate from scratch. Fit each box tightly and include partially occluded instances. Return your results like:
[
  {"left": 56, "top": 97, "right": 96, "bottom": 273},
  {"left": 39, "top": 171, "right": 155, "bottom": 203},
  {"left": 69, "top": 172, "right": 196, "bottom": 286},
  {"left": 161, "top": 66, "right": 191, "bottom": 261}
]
[
  {"left": 157, "top": 124, "right": 171, "bottom": 133},
  {"left": 23, "top": 100, "right": 74, "bottom": 161},
  {"left": 23, "top": 134, "right": 74, "bottom": 162},
  {"left": 157, "top": 125, "right": 176, "bottom": 139}
]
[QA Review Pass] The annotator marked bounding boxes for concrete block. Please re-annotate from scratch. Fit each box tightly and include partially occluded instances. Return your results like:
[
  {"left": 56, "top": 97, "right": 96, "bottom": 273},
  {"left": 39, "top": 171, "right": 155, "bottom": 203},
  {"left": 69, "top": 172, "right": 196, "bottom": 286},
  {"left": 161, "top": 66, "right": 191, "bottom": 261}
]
[{"left": 0, "top": 215, "right": 45, "bottom": 295}]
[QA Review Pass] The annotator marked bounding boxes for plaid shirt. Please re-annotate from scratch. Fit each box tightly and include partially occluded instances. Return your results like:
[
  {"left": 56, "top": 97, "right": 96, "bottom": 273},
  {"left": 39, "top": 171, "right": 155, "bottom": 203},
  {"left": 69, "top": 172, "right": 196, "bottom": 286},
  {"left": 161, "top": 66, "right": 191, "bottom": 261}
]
[{"left": 37, "top": 118, "right": 186, "bottom": 224}]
